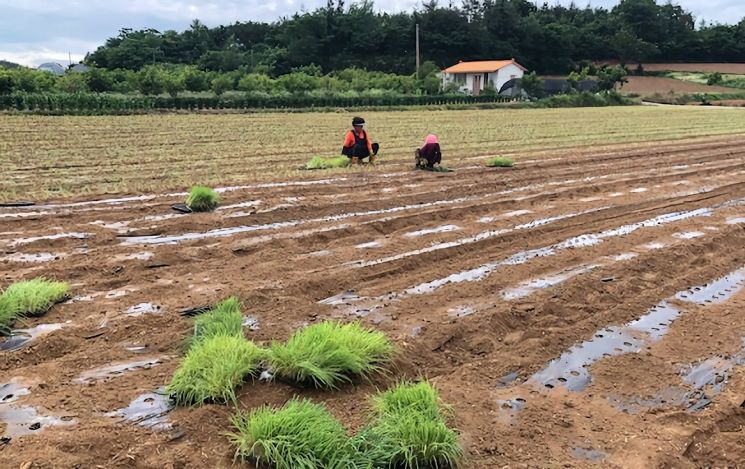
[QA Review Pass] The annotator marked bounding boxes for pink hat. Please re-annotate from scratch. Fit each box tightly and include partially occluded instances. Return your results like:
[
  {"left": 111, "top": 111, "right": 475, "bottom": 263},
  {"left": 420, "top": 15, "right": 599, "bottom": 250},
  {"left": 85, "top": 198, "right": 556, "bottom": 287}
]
[{"left": 424, "top": 134, "right": 438, "bottom": 145}]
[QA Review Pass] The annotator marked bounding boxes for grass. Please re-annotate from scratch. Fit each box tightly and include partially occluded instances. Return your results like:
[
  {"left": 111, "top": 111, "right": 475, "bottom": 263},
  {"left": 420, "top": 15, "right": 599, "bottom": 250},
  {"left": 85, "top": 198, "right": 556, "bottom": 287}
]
[
  {"left": 167, "top": 335, "right": 266, "bottom": 405},
  {"left": 485, "top": 156, "right": 514, "bottom": 168},
  {"left": 191, "top": 296, "right": 244, "bottom": 345},
  {"left": 186, "top": 185, "right": 220, "bottom": 212},
  {"left": 305, "top": 156, "right": 350, "bottom": 170},
  {"left": 268, "top": 321, "right": 395, "bottom": 389},
  {"left": 0, "top": 278, "right": 70, "bottom": 335},
  {"left": 355, "top": 381, "right": 463, "bottom": 469},
  {"left": 230, "top": 399, "right": 358, "bottom": 469}
]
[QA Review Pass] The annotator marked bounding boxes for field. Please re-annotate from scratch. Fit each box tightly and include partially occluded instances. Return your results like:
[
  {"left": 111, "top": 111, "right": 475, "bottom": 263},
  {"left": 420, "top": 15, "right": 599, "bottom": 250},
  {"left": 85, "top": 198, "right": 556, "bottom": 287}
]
[
  {"left": 633, "top": 63, "right": 745, "bottom": 74},
  {"left": 2, "top": 107, "right": 745, "bottom": 467},
  {"left": 4, "top": 107, "right": 745, "bottom": 202},
  {"left": 622, "top": 76, "right": 736, "bottom": 95}
]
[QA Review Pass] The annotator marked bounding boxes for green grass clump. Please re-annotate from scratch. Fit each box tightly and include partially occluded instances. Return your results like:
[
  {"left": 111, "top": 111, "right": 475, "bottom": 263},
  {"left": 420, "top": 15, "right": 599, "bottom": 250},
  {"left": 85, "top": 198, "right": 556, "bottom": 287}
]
[
  {"left": 192, "top": 296, "right": 244, "bottom": 345},
  {"left": 0, "top": 278, "right": 70, "bottom": 335},
  {"left": 230, "top": 399, "right": 358, "bottom": 469},
  {"left": 355, "top": 381, "right": 463, "bottom": 469},
  {"left": 305, "top": 156, "right": 351, "bottom": 170},
  {"left": 167, "top": 335, "right": 265, "bottom": 405},
  {"left": 485, "top": 156, "right": 514, "bottom": 168},
  {"left": 186, "top": 185, "right": 220, "bottom": 212},
  {"left": 268, "top": 321, "right": 395, "bottom": 389}
]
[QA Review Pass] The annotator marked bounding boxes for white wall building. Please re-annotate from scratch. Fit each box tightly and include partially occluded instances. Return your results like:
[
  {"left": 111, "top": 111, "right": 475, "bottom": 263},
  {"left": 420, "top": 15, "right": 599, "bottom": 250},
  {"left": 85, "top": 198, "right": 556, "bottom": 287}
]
[{"left": 441, "top": 59, "right": 527, "bottom": 96}]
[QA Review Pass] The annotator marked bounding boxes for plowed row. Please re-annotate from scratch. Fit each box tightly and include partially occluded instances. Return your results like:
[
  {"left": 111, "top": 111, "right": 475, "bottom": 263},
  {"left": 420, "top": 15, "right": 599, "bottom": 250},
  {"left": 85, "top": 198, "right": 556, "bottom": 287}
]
[{"left": 2, "top": 132, "right": 745, "bottom": 468}]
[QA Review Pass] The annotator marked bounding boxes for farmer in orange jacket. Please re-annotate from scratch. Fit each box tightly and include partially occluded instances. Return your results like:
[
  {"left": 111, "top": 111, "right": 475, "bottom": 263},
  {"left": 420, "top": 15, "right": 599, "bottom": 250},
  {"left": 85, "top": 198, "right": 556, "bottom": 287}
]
[{"left": 341, "top": 117, "right": 379, "bottom": 164}]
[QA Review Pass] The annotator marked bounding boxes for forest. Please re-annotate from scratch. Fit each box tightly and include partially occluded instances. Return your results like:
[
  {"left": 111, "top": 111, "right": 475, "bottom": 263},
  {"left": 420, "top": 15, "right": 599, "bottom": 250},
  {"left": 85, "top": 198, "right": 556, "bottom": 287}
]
[{"left": 84, "top": 0, "right": 745, "bottom": 76}]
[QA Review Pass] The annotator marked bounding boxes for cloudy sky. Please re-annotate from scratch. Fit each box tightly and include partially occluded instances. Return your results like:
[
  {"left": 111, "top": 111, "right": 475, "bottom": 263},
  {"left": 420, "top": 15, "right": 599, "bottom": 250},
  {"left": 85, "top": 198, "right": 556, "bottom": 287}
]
[{"left": 1, "top": 0, "right": 743, "bottom": 67}]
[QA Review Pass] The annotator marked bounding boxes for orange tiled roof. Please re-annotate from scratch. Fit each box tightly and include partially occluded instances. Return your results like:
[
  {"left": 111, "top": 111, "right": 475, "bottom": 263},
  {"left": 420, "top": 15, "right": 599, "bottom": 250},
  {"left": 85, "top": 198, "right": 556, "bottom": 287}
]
[{"left": 443, "top": 59, "right": 527, "bottom": 74}]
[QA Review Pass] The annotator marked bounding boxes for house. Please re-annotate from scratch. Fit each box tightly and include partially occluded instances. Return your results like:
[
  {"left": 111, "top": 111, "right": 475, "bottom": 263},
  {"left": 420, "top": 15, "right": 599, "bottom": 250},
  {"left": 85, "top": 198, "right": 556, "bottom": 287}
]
[
  {"left": 69, "top": 63, "right": 91, "bottom": 73},
  {"left": 441, "top": 59, "right": 527, "bottom": 96},
  {"left": 37, "top": 62, "right": 65, "bottom": 76}
]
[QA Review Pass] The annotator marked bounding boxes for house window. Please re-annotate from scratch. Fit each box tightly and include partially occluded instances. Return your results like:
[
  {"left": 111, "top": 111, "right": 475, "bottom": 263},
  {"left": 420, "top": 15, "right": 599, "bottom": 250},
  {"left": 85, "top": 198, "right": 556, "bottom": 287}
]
[{"left": 454, "top": 74, "right": 466, "bottom": 84}]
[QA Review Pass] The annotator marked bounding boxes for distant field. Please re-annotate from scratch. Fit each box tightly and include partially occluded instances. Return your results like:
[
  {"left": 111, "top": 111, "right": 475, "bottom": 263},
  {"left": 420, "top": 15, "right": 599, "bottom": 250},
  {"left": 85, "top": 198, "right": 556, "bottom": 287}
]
[
  {"left": 3, "top": 106, "right": 745, "bottom": 201},
  {"left": 623, "top": 76, "right": 736, "bottom": 94},
  {"left": 632, "top": 63, "right": 745, "bottom": 74}
]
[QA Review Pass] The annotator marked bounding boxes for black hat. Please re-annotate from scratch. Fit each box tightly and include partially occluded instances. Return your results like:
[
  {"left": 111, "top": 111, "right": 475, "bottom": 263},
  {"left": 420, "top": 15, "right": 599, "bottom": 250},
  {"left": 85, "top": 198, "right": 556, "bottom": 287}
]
[{"left": 352, "top": 117, "right": 365, "bottom": 126}]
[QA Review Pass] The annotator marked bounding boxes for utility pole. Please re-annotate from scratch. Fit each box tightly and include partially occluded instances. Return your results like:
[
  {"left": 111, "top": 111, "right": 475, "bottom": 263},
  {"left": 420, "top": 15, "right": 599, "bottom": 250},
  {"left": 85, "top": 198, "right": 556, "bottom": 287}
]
[{"left": 415, "top": 23, "right": 420, "bottom": 80}]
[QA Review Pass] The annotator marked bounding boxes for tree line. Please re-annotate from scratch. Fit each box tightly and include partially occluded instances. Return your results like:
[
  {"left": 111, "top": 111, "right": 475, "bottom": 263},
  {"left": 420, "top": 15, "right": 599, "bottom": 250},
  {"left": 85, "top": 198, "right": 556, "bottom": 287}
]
[{"left": 83, "top": 0, "right": 745, "bottom": 76}]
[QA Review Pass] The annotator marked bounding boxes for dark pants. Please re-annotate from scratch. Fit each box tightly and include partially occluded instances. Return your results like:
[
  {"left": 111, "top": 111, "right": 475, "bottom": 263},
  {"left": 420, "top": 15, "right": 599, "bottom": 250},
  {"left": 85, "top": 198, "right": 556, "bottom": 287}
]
[
  {"left": 417, "top": 143, "right": 441, "bottom": 168},
  {"left": 342, "top": 142, "right": 379, "bottom": 159}
]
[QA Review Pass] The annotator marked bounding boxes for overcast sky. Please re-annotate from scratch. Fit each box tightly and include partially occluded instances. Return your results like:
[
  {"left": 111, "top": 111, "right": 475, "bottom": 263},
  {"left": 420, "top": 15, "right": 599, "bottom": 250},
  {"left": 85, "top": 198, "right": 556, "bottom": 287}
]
[{"left": 1, "top": 0, "right": 743, "bottom": 67}]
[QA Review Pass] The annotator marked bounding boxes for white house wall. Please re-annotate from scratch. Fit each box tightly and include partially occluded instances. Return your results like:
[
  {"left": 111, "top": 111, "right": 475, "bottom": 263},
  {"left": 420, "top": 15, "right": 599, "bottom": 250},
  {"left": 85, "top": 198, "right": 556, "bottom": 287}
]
[{"left": 494, "top": 64, "right": 525, "bottom": 92}]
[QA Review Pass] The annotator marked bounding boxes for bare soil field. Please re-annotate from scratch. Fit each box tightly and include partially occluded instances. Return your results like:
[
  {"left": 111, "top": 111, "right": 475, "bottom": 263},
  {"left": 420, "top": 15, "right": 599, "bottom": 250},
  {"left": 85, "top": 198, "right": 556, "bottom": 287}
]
[
  {"left": 2, "top": 130, "right": 745, "bottom": 467},
  {"left": 623, "top": 76, "right": 735, "bottom": 95},
  {"left": 632, "top": 63, "right": 745, "bottom": 74}
]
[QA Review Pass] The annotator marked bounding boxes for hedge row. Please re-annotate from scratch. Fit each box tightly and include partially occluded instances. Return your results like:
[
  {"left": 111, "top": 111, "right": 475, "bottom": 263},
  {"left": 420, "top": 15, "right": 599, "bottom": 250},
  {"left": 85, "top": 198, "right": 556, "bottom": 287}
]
[{"left": 0, "top": 92, "right": 522, "bottom": 114}]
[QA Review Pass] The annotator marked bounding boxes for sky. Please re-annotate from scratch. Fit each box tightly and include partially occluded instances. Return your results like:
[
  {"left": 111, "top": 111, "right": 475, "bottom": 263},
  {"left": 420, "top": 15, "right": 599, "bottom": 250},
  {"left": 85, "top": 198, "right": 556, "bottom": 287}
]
[{"left": 1, "top": 0, "right": 743, "bottom": 67}]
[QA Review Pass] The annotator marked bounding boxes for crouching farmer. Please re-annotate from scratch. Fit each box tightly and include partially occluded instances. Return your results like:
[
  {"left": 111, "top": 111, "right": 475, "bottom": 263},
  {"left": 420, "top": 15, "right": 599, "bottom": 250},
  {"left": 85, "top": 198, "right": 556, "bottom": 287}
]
[
  {"left": 415, "top": 134, "right": 442, "bottom": 170},
  {"left": 342, "top": 117, "right": 379, "bottom": 164}
]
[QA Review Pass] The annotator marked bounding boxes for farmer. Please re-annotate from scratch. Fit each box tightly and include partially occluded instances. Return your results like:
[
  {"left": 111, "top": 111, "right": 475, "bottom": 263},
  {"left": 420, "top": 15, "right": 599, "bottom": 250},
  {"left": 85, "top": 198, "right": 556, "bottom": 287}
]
[
  {"left": 341, "top": 116, "right": 379, "bottom": 164},
  {"left": 415, "top": 134, "right": 442, "bottom": 170}
]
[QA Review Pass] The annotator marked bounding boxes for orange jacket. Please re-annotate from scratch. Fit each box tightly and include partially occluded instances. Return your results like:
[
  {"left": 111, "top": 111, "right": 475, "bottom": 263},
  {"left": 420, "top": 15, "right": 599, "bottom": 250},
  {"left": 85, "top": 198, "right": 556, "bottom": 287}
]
[{"left": 343, "top": 129, "right": 373, "bottom": 154}]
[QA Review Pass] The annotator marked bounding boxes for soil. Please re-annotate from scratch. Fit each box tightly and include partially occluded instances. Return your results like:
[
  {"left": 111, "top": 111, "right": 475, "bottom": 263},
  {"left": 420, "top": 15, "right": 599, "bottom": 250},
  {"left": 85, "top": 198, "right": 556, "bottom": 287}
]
[
  {"left": 623, "top": 76, "right": 735, "bottom": 94},
  {"left": 2, "top": 134, "right": 745, "bottom": 468}
]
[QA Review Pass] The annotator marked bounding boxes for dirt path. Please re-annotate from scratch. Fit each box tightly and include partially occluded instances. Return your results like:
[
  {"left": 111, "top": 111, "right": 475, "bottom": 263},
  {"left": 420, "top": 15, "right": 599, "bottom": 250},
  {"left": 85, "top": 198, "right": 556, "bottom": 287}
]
[{"left": 2, "top": 135, "right": 745, "bottom": 468}]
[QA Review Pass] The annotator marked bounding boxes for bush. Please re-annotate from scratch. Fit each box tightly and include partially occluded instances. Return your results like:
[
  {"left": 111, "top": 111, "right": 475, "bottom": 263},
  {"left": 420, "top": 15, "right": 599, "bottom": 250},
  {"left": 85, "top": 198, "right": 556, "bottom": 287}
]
[
  {"left": 212, "top": 75, "right": 235, "bottom": 96},
  {"left": 355, "top": 381, "right": 462, "bottom": 469},
  {"left": 138, "top": 65, "right": 169, "bottom": 95},
  {"left": 238, "top": 73, "right": 275, "bottom": 93},
  {"left": 192, "top": 296, "right": 244, "bottom": 344},
  {"left": 57, "top": 73, "right": 89, "bottom": 93},
  {"left": 485, "top": 156, "right": 514, "bottom": 168},
  {"left": 186, "top": 186, "right": 220, "bottom": 212},
  {"left": 268, "top": 321, "right": 394, "bottom": 388},
  {"left": 534, "top": 91, "right": 631, "bottom": 108},
  {"left": 305, "top": 156, "right": 350, "bottom": 170},
  {"left": 167, "top": 335, "right": 265, "bottom": 405},
  {"left": 707, "top": 72, "right": 724, "bottom": 86},
  {"left": 0, "top": 278, "right": 70, "bottom": 335},
  {"left": 230, "top": 399, "right": 357, "bottom": 469}
]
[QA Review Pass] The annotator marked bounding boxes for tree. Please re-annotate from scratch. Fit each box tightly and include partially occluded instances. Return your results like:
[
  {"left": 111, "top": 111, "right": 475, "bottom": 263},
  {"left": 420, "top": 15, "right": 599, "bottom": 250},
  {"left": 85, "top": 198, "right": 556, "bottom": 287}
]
[
  {"left": 163, "top": 72, "right": 186, "bottom": 97},
  {"left": 707, "top": 72, "right": 723, "bottom": 86},
  {"left": 85, "top": 68, "right": 114, "bottom": 92},
  {"left": 0, "top": 70, "right": 14, "bottom": 94},
  {"left": 211, "top": 75, "right": 234, "bottom": 95},
  {"left": 566, "top": 67, "right": 589, "bottom": 92},
  {"left": 57, "top": 73, "right": 89, "bottom": 93},
  {"left": 138, "top": 65, "right": 168, "bottom": 95},
  {"left": 238, "top": 73, "right": 275, "bottom": 93},
  {"left": 596, "top": 65, "right": 628, "bottom": 91},
  {"left": 182, "top": 67, "right": 209, "bottom": 91},
  {"left": 277, "top": 72, "right": 320, "bottom": 94},
  {"left": 518, "top": 71, "right": 544, "bottom": 98}
]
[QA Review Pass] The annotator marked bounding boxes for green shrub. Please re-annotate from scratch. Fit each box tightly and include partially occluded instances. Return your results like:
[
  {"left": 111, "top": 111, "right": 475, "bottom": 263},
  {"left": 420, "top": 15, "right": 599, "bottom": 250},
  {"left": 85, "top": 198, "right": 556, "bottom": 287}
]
[
  {"left": 186, "top": 185, "right": 220, "bottom": 212},
  {"left": 268, "top": 321, "right": 394, "bottom": 389},
  {"left": 192, "top": 296, "right": 244, "bottom": 345},
  {"left": 355, "top": 381, "right": 462, "bottom": 469},
  {"left": 0, "top": 278, "right": 70, "bottom": 335},
  {"left": 305, "top": 156, "right": 350, "bottom": 170},
  {"left": 485, "top": 156, "right": 514, "bottom": 168},
  {"left": 167, "top": 335, "right": 265, "bottom": 405},
  {"left": 230, "top": 399, "right": 358, "bottom": 469}
]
